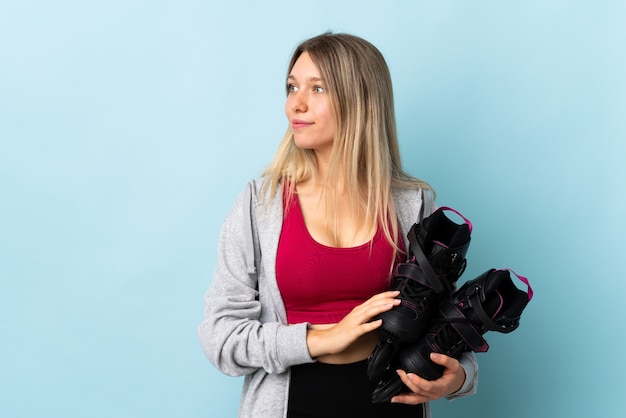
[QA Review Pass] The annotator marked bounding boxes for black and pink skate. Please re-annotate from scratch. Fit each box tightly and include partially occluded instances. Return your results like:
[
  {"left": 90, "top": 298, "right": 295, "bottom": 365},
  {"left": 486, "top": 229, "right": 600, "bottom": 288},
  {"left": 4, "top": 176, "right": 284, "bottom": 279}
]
[
  {"left": 371, "top": 268, "right": 533, "bottom": 403},
  {"left": 366, "top": 207, "right": 472, "bottom": 382}
]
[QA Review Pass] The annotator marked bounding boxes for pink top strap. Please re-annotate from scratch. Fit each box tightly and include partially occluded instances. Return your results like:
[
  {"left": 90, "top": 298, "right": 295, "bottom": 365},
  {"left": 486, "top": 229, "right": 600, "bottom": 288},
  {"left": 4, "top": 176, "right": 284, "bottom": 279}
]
[
  {"left": 438, "top": 206, "right": 473, "bottom": 232},
  {"left": 504, "top": 268, "right": 534, "bottom": 301}
]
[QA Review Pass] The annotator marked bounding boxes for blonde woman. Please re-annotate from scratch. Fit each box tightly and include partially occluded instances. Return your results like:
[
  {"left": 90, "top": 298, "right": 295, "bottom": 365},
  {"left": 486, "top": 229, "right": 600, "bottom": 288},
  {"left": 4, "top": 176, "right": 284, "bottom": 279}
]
[{"left": 199, "top": 33, "right": 478, "bottom": 418}]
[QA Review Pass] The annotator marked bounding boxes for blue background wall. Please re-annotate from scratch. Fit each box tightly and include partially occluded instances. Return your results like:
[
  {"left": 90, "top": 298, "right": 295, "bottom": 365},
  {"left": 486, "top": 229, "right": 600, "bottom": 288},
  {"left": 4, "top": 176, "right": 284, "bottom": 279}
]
[{"left": 1, "top": 1, "right": 624, "bottom": 417}]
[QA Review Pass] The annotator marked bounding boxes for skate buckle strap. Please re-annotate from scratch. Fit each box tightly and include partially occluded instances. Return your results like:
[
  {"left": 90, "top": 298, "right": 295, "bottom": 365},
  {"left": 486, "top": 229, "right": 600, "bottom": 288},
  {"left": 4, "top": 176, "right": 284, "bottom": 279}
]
[
  {"left": 466, "top": 269, "right": 532, "bottom": 333},
  {"left": 466, "top": 283, "right": 509, "bottom": 333},
  {"left": 407, "top": 227, "right": 448, "bottom": 294},
  {"left": 395, "top": 263, "right": 433, "bottom": 289},
  {"left": 440, "top": 300, "right": 489, "bottom": 352},
  {"left": 408, "top": 206, "right": 472, "bottom": 295}
]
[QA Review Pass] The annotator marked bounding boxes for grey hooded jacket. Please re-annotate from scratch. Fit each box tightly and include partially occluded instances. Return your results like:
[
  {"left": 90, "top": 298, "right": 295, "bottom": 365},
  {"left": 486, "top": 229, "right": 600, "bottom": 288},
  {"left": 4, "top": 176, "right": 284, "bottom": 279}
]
[{"left": 198, "top": 178, "right": 478, "bottom": 417}]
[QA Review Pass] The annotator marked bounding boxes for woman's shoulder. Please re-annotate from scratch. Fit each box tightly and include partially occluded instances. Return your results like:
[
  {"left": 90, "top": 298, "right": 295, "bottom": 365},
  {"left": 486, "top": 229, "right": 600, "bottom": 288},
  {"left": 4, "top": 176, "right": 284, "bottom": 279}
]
[
  {"left": 392, "top": 184, "right": 437, "bottom": 225},
  {"left": 247, "top": 176, "right": 281, "bottom": 198},
  {"left": 223, "top": 177, "right": 278, "bottom": 222},
  {"left": 244, "top": 176, "right": 284, "bottom": 221},
  {"left": 392, "top": 184, "right": 434, "bottom": 205}
]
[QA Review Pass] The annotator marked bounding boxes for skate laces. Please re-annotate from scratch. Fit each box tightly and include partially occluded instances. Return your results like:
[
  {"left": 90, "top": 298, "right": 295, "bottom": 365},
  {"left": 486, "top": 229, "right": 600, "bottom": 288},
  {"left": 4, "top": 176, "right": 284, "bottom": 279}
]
[
  {"left": 429, "top": 317, "right": 471, "bottom": 353},
  {"left": 437, "top": 289, "right": 502, "bottom": 334},
  {"left": 396, "top": 271, "right": 432, "bottom": 303},
  {"left": 392, "top": 262, "right": 434, "bottom": 311}
]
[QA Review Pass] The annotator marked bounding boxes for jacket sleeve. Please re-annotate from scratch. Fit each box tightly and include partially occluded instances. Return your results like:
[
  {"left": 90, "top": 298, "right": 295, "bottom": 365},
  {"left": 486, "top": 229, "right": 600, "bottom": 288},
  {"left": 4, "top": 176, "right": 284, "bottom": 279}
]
[
  {"left": 446, "top": 351, "right": 479, "bottom": 399},
  {"left": 197, "top": 188, "right": 315, "bottom": 377}
]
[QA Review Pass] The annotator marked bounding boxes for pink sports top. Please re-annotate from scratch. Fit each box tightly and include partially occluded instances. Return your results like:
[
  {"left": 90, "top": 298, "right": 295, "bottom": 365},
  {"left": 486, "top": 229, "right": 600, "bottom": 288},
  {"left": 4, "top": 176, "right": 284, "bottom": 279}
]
[{"left": 276, "top": 187, "right": 405, "bottom": 324}]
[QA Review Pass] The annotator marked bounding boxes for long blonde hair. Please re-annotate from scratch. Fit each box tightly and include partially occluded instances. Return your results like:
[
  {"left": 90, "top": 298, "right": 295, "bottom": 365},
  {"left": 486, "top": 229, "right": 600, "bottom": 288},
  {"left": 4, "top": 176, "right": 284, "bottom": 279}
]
[{"left": 263, "top": 32, "right": 431, "bottom": 252}]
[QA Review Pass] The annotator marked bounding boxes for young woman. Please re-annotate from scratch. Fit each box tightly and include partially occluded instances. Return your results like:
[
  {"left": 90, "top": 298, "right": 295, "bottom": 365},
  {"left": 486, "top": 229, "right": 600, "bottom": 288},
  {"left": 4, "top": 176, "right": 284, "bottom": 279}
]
[{"left": 198, "top": 32, "right": 478, "bottom": 418}]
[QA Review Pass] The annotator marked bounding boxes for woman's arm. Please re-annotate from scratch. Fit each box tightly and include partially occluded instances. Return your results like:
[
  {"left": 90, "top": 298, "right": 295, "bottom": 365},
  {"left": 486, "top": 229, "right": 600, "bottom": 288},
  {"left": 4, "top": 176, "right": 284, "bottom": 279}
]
[
  {"left": 198, "top": 188, "right": 314, "bottom": 376},
  {"left": 305, "top": 291, "right": 401, "bottom": 358}
]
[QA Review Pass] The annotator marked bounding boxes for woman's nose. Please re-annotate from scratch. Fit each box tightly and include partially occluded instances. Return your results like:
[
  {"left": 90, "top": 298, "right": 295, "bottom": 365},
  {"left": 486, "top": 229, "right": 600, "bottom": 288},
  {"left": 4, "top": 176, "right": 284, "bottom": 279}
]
[{"left": 290, "top": 91, "right": 307, "bottom": 113}]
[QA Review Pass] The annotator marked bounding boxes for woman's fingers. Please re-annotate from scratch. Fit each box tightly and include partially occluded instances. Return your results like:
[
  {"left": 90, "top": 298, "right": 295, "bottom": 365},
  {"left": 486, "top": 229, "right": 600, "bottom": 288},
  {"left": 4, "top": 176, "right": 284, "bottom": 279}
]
[
  {"left": 391, "top": 354, "right": 467, "bottom": 405},
  {"left": 328, "top": 292, "right": 400, "bottom": 350},
  {"left": 349, "top": 290, "right": 400, "bottom": 319},
  {"left": 306, "top": 290, "right": 402, "bottom": 357},
  {"left": 390, "top": 370, "right": 430, "bottom": 405}
]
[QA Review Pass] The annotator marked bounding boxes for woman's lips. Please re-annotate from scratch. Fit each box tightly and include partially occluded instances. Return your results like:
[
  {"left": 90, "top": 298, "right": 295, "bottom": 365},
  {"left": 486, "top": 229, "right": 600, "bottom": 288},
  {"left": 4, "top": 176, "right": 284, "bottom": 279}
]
[{"left": 292, "top": 119, "right": 313, "bottom": 129}]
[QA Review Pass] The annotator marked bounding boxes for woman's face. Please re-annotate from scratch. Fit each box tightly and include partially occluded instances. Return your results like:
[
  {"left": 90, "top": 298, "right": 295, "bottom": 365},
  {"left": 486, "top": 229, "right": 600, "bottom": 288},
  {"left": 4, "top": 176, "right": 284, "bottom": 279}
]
[{"left": 285, "top": 52, "right": 335, "bottom": 157}]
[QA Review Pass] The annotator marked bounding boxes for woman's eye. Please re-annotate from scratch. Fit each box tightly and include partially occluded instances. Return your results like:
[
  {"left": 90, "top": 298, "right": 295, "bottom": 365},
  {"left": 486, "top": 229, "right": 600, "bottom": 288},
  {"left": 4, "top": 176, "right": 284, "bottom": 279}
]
[
  {"left": 287, "top": 84, "right": 298, "bottom": 92},
  {"left": 314, "top": 86, "right": 325, "bottom": 93}
]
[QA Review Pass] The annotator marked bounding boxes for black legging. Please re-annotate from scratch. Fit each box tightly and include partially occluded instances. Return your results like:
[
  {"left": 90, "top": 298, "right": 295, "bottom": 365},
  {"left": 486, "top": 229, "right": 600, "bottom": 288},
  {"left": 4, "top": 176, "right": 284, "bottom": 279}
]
[{"left": 287, "top": 360, "right": 424, "bottom": 418}]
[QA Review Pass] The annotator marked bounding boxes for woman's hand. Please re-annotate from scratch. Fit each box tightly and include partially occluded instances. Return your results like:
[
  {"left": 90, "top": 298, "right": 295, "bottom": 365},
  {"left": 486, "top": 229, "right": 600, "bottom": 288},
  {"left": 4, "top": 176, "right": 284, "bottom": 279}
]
[
  {"left": 305, "top": 290, "right": 400, "bottom": 358},
  {"left": 390, "top": 353, "right": 466, "bottom": 405}
]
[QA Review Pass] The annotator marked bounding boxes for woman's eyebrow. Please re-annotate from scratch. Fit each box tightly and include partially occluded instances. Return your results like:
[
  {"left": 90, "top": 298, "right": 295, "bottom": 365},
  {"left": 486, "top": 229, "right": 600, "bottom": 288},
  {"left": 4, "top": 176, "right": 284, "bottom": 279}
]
[{"left": 287, "top": 75, "right": 325, "bottom": 82}]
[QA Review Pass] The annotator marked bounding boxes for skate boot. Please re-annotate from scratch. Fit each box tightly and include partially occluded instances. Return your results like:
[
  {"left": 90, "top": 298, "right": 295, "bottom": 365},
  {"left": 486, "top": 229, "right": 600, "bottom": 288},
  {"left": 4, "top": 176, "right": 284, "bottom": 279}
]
[
  {"left": 371, "top": 268, "right": 533, "bottom": 403},
  {"left": 366, "top": 207, "right": 472, "bottom": 382},
  {"left": 408, "top": 207, "right": 473, "bottom": 291}
]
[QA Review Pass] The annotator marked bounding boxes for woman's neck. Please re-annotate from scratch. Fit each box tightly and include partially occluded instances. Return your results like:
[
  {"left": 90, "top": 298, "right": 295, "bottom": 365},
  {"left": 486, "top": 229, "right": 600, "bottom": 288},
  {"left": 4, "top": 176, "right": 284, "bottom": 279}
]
[{"left": 311, "top": 150, "right": 346, "bottom": 193}]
